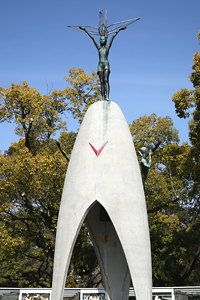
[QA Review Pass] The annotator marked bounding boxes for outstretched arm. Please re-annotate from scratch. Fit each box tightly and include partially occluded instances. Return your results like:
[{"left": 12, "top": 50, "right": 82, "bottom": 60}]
[
  {"left": 108, "top": 26, "right": 126, "bottom": 49},
  {"left": 79, "top": 26, "right": 99, "bottom": 50},
  {"left": 141, "top": 149, "right": 153, "bottom": 168}
]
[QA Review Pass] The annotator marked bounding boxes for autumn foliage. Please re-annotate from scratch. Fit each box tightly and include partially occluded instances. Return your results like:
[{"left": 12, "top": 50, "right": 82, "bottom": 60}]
[{"left": 0, "top": 30, "right": 200, "bottom": 287}]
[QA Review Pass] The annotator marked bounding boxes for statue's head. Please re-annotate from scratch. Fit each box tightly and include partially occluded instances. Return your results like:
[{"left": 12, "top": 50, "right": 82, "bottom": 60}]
[
  {"left": 138, "top": 147, "right": 149, "bottom": 158},
  {"left": 100, "top": 35, "right": 107, "bottom": 46}
]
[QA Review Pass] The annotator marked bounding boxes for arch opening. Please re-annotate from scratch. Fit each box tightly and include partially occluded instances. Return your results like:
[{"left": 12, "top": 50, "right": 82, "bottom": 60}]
[{"left": 84, "top": 200, "right": 131, "bottom": 297}]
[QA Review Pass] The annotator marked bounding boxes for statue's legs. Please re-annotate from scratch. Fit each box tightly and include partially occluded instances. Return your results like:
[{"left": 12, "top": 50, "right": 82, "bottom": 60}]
[
  {"left": 104, "top": 69, "right": 110, "bottom": 101},
  {"left": 98, "top": 71, "right": 105, "bottom": 100}
]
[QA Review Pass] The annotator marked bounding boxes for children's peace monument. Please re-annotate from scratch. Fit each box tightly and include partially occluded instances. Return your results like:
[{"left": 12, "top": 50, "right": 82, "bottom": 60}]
[{"left": 51, "top": 11, "right": 152, "bottom": 300}]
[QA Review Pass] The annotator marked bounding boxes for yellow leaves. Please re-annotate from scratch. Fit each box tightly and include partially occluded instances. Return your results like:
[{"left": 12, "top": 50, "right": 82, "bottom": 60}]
[
  {"left": 64, "top": 68, "right": 99, "bottom": 88},
  {"left": 1, "top": 82, "right": 68, "bottom": 149},
  {"left": 149, "top": 211, "right": 181, "bottom": 251},
  {"left": 193, "top": 52, "right": 200, "bottom": 70},
  {"left": 156, "top": 211, "right": 179, "bottom": 227},
  {"left": 62, "top": 68, "right": 101, "bottom": 124},
  {"left": 191, "top": 52, "right": 200, "bottom": 89},
  {"left": 173, "top": 30, "right": 200, "bottom": 154},
  {"left": 161, "top": 142, "right": 190, "bottom": 165},
  {"left": 0, "top": 71, "right": 101, "bottom": 286},
  {"left": 172, "top": 32, "right": 200, "bottom": 169},
  {"left": 130, "top": 113, "right": 179, "bottom": 152},
  {"left": 0, "top": 222, "right": 24, "bottom": 256},
  {"left": 1, "top": 67, "right": 100, "bottom": 154},
  {"left": 197, "top": 30, "right": 200, "bottom": 42},
  {"left": 0, "top": 140, "right": 68, "bottom": 270},
  {"left": 172, "top": 88, "right": 194, "bottom": 119}
]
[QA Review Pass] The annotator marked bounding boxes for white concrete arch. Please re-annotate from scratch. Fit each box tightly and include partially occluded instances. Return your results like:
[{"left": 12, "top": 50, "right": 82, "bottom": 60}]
[{"left": 52, "top": 101, "right": 152, "bottom": 300}]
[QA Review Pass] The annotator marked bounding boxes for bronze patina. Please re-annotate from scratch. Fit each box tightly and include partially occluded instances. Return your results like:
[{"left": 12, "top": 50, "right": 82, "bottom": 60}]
[
  {"left": 68, "top": 10, "right": 140, "bottom": 101},
  {"left": 138, "top": 147, "right": 153, "bottom": 187},
  {"left": 138, "top": 140, "right": 161, "bottom": 187}
]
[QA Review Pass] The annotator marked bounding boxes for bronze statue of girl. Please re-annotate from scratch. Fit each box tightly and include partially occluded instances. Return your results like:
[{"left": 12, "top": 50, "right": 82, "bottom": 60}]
[{"left": 79, "top": 26, "right": 126, "bottom": 101}]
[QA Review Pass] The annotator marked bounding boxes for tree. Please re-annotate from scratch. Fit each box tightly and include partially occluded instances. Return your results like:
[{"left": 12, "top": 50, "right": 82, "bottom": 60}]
[
  {"left": 0, "top": 131, "right": 100, "bottom": 287},
  {"left": 0, "top": 68, "right": 101, "bottom": 151},
  {"left": 130, "top": 113, "right": 200, "bottom": 286},
  {"left": 129, "top": 31, "right": 200, "bottom": 285},
  {"left": 172, "top": 30, "right": 200, "bottom": 159},
  {"left": 1, "top": 62, "right": 200, "bottom": 288},
  {"left": 170, "top": 30, "right": 200, "bottom": 286},
  {"left": 0, "top": 82, "right": 67, "bottom": 152},
  {"left": 0, "top": 70, "right": 100, "bottom": 287},
  {"left": 0, "top": 137, "right": 67, "bottom": 286},
  {"left": 60, "top": 68, "right": 101, "bottom": 124}
]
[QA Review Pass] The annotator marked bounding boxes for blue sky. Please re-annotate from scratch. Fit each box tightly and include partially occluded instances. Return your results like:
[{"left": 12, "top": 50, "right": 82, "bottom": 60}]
[{"left": 0, "top": 0, "right": 199, "bottom": 153}]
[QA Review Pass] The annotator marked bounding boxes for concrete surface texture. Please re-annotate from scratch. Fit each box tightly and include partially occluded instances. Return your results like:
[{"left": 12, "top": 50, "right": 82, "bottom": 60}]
[{"left": 51, "top": 101, "right": 152, "bottom": 300}]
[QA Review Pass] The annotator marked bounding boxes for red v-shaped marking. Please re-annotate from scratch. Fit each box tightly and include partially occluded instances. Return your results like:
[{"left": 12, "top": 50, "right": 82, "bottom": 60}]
[{"left": 89, "top": 141, "right": 108, "bottom": 157}]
